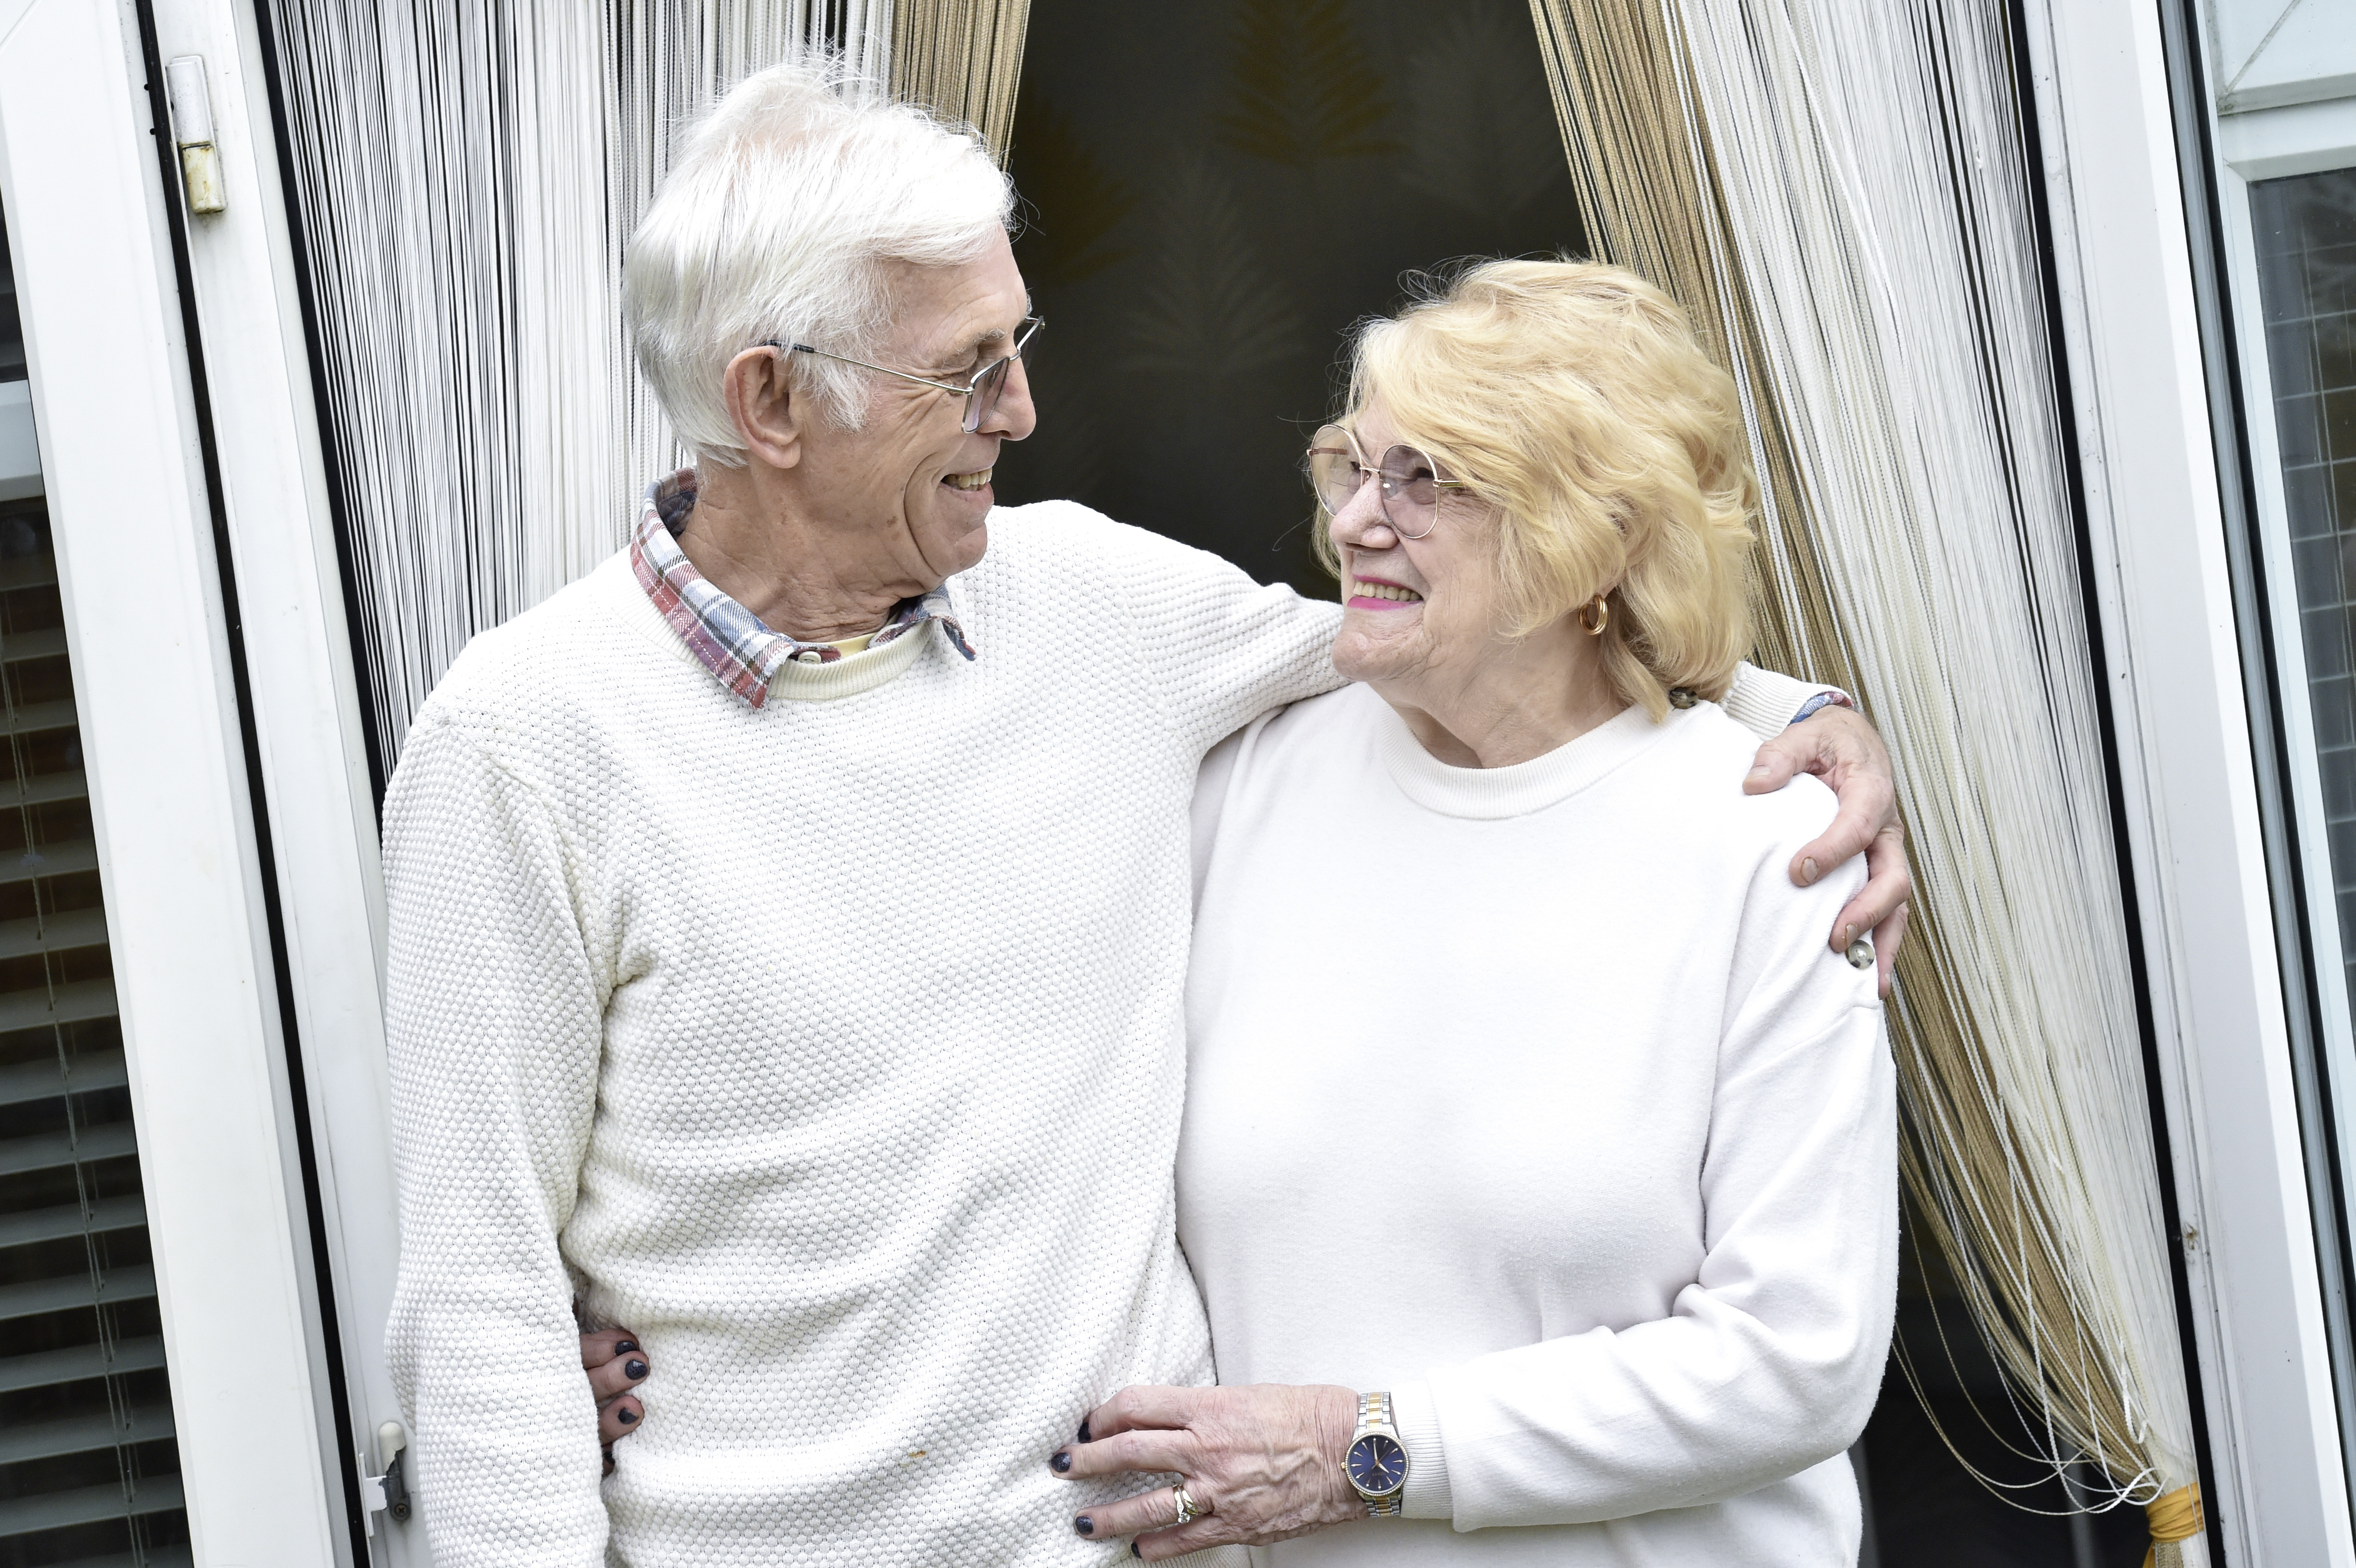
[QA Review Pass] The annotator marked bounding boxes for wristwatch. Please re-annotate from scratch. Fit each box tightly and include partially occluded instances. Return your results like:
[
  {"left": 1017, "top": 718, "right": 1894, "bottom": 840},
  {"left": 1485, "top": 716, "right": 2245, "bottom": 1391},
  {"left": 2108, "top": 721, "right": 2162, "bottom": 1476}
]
[{"left": 1344, "top": 1390, "right": 1407, "bottom": 1517}]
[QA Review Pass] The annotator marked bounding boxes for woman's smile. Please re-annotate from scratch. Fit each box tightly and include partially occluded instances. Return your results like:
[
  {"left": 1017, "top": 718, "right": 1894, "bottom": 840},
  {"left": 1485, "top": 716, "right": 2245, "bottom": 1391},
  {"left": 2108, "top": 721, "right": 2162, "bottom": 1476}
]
[{"left": 1346, "top": 574, "right": 1423, "bottom": 610}]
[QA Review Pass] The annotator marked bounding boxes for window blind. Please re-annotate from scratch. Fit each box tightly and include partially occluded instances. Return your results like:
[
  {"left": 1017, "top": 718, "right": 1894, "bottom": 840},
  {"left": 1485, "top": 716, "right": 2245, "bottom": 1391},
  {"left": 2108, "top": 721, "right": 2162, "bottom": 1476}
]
[{"left": 0, "top": 206, "right": 189, "bottom": 1568}]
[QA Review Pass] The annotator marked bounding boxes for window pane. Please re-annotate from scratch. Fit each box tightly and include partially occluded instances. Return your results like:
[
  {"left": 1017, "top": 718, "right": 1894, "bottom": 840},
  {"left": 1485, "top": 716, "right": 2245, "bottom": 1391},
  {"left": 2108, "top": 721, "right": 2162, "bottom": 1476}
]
[{"left": 2254, "top": 168, "right": 2356, "bottom": 1007}]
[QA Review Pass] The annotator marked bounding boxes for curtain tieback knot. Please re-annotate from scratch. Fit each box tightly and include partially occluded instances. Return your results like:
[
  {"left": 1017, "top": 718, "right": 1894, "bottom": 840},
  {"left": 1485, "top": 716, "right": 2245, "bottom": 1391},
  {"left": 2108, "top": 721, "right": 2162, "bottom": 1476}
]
[{"left": 2144, "top": 1483, "right": 2203, "bottom": 1568}]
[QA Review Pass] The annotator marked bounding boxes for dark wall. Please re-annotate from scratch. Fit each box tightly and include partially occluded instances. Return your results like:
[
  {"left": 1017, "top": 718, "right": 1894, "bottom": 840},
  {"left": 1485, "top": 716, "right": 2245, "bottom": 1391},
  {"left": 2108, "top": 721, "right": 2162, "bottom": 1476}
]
[{"left": 995, "top": 0, "right": 1584, "bottom": 598}]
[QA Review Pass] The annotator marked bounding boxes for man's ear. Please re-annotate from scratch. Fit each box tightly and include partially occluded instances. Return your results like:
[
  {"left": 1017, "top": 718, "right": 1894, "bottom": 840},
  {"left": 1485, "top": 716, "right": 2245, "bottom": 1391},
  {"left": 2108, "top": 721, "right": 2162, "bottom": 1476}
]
[{"left": 722, "top": 346, "right": 804, "bottom": 470}]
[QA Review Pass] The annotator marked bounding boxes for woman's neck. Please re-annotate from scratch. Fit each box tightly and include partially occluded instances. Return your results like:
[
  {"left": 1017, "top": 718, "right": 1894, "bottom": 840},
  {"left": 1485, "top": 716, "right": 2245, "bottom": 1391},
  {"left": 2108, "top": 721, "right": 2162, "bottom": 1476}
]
[{"left": 1376, "top": 621, "right": 1625, "bottom": 770}]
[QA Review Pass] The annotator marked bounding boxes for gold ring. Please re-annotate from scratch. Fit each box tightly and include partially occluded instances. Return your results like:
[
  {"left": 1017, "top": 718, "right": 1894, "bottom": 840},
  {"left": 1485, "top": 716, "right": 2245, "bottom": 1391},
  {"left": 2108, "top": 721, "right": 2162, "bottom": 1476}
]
[{"left": 1172, "top": 1483, "right": 1205, "bottom": 1524}]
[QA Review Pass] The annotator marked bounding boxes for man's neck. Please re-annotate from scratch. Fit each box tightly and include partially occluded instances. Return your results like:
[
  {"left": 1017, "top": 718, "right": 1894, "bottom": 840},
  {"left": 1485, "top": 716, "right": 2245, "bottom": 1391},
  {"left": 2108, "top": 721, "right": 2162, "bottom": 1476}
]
[{"left": 673, "top": 463, "right": 911, "bottom": 642}]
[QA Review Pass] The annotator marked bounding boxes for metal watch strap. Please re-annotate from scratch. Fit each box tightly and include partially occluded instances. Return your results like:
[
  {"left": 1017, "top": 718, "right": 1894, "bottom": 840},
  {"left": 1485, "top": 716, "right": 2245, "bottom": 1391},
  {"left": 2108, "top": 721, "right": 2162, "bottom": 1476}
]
[{"left": 1359, "top": 1390, "right": 1403, "bottom": 1517}]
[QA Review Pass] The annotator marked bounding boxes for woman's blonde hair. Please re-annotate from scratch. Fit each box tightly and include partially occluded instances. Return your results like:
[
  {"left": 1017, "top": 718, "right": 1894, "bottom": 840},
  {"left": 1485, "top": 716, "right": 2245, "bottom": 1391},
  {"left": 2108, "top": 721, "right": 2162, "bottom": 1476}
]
[{"left": 1319, "top": 259, "right": 1757, "bottom": 719}]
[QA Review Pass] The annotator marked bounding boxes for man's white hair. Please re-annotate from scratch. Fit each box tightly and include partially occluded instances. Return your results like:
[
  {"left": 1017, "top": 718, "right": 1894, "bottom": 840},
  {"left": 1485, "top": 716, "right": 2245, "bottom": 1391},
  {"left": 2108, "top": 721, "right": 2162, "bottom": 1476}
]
[{"left": 624, "top": 53, "right": 1015, "bottom": 464}]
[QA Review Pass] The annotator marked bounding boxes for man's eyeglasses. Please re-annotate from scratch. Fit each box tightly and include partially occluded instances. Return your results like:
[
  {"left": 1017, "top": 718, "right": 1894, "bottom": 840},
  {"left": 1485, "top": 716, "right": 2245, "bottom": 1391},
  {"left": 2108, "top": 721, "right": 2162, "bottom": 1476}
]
[
  {"left": 773, "top": 317, "right": 1043, "bottom": 434},
  {"left": 1303, "top": 424, "right": 1471, "bottom": 541}
]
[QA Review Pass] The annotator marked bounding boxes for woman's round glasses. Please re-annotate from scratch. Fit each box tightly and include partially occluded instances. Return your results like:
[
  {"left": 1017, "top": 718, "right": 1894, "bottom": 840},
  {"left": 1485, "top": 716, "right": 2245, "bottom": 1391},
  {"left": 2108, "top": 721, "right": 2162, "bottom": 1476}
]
[{"left": 1303, "top": 424, "right": 1469, "bottom": 541}]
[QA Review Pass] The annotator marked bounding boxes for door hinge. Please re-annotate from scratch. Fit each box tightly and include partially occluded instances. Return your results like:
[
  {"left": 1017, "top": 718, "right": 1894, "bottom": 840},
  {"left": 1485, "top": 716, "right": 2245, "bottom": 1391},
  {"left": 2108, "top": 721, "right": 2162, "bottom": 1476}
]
[
  {"left": 361, "top": 1419, "right": 412, "bottom": 1534},
  {"left": 162, "top": 56, "right": 225, "bottom": 214}
]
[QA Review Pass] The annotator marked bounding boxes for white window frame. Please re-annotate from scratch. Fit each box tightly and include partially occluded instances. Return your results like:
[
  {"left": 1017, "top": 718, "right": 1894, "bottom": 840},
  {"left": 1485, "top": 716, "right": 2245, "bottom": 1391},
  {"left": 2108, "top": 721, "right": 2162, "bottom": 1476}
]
[
  {"left": 138, "top": 0, "right": 422, "bottom": 1558},
  {"left": 2027, "top": 0, "right": 2356, "bottom": 1562},
  {"left": 0, "top": 0, "right": 350, "bottom": 1561}
]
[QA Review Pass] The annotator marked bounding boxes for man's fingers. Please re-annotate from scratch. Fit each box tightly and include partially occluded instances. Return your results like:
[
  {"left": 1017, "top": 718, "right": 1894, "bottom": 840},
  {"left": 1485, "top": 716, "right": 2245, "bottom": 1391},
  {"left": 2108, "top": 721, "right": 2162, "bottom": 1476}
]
[
  {"left": 1874, "top": 901, "right": 1910, "bottom": 997},
  {"left": 1083, "top": 1384, "right": 1206, "bottom": 1440},
  {"left": 1743, "top": 737, "right": 1803, "bottom": 796},
  {"left": 1070, "top": 1482, "right": 1202, "bottom": 1541},
  {"left": 588, "top": 1347, "right": 650, "bottom": 1403},
  {"left": 1831, "top": 821, "right": 1911, "bottom": 942},
  {"left": 1051, "top": 1427, "right": 1193, "bottom": 1482},
  {"left": 1790, "top": 776, "right": 1891, "bottom": 891},
  {"left": 580, "top": 1327, "right": 642, "bottom": 1369},
  {"left": 598, "top": 1393, "right": 644, "bottom": 1443}
]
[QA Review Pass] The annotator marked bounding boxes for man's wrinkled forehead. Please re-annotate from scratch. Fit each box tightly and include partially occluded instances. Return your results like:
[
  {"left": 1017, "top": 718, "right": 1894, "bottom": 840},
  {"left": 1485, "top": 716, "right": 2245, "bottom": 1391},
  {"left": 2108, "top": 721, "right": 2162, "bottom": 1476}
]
[{"left": 878, "top": 251, "right": 1031, "bottom": 369}]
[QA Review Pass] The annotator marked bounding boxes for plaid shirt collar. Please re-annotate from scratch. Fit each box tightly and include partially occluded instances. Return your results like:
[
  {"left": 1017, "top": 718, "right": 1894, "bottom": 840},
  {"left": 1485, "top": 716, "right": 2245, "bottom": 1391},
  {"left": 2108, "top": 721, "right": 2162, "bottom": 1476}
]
[{"left": 630, "top": 469, "right": 975, "bottom": 709}]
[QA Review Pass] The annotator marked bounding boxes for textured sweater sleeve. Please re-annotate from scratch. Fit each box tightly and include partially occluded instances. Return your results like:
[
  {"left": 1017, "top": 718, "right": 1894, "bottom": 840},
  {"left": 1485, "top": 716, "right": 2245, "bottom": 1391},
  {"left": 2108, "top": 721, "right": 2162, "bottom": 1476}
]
[
  {"left": 380, "top": 711, "right": 610, "bottom": 1565},
  {"left": 1105, "top": 523, "right": 1344, "bottom": 758},
  {"left": 1721, "top": 660, "right": 1846, "bottom": 740},
  {"left": 1393, "top": 825, "right": 1896, "bottom": 1530}
]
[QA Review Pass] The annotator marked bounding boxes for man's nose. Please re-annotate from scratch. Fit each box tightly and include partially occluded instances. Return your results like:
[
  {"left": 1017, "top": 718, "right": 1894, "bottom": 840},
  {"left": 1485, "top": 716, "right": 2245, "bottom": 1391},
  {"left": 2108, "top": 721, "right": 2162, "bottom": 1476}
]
[{"left": 982, "top": 357, "right": 1037, "bottom": 441}]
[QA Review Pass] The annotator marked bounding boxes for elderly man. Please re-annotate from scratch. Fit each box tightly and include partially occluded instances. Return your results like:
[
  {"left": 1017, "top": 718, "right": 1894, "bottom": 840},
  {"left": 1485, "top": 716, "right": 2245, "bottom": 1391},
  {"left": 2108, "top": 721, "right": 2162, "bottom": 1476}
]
[{"left": 382, "top": 56, "right": 1907, "bottom": 1567}]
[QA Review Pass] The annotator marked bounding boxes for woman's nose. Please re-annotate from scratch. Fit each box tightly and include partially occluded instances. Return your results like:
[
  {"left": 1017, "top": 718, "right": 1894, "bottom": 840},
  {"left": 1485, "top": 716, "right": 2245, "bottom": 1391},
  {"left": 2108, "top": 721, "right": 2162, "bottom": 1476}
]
[{"left": 1328, "top": 486, "right": 1398, "bottom": 558}]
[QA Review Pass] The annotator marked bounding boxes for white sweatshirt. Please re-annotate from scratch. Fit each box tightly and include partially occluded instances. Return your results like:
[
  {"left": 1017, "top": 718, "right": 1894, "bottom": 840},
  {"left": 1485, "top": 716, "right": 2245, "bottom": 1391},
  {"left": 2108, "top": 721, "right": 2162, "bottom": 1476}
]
[
  {"left": 381, "top": 493, "right": 1836, "bottom": 1565},
  {"left": 1178, "top": 685, "right": 1896, "bottom": 1567}
]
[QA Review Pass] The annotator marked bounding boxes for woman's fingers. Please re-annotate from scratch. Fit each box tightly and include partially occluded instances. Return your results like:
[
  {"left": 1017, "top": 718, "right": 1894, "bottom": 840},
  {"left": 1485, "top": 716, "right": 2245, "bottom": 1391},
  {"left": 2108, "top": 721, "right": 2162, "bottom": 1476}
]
[
  {"left": 1069, "top": 1482, "right": 1202, "bottom": 1540},
  {"left": 586, "top": 1343, "right": 649, "bottom": 1403},
  {"left": 583, "top": 1328, "right": 648, "bottom": 1444},
  {"left": 1132, "top": 1520, "right": 1240, "bottom": 1562},
  {"left": 598, "top": 1392, "right": 644, "bottom": 1444},
  {"left": 1083, "top": 1383, "right": 1208, "bottom": 1439},
  {"left": 580, "top": 1327, "right": 641, "bottom": 1369},
  {"left": 1051, "top": 1426, "right": 1194, "bottom": 1482}
]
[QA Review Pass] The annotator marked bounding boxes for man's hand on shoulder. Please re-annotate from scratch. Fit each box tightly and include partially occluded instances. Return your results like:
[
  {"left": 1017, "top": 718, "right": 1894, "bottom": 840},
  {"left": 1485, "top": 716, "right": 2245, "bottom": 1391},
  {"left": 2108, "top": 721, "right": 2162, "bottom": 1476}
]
[
  {"left": 582, "top": 1328, "right": 648, "bottom": 1471},
  {"left": 1744, "top": 705, "right": 1910, "bottom": 997}
]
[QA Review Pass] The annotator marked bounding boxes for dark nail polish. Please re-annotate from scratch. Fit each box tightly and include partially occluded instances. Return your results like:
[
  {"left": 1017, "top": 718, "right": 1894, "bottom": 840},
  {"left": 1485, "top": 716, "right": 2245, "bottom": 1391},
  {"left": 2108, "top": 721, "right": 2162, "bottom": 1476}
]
[
  {"left": 617, "top": 1406, "right": 638, "bottom": 1425},
  {"left": 1073, "top": 1516, "right": 1095, "bottom": 1537},
  {"left": 1050, "top": 1450, "right": 1072, "bottom": 1473},
  {"left": 615, "top": 1339, "right": 639, "bottom": 1354},
  {"left": 625, "top": 1358, "right": 648, "bottom": 1380},
  {"left": 1076, "top": 1419, "right": 1093, "bottom": 1443}
]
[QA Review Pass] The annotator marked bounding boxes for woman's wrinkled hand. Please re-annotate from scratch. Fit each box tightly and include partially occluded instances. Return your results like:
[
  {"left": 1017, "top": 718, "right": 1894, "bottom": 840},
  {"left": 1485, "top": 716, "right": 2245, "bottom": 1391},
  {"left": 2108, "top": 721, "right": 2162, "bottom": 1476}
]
[
  {"left": 581, "top": 1327, "right": 648, "bottom": 1471},
  {"left": 1048, "top": 1383, "right": 1364, "bottom": 1561}
]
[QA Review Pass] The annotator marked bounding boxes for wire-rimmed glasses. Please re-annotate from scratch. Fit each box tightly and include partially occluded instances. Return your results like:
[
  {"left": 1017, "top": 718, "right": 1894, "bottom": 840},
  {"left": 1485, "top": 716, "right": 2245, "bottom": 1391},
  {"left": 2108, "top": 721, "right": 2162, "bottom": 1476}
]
[
  {"left": 774, "top": 316, "right": 1042, "bottom": 434},
  {"left": 1303, "top": 423, "right": 1470, "bottom": 541}
]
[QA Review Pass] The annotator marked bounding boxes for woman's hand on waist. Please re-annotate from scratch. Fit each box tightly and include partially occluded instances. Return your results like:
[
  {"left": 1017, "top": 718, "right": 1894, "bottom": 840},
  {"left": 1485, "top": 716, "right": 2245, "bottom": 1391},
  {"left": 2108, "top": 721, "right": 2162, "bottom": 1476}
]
[
  {"left": 580, "top": 1327, "right": 648, "bottom": 1470},
  {"left": 1049, "top": 1383, "right": 1362, "bottom": 1560}
]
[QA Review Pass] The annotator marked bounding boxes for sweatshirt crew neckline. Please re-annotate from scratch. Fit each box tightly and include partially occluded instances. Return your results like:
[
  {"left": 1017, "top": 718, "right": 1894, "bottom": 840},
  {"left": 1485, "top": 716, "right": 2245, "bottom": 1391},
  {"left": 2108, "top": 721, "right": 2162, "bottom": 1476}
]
[{"left": 1374, "top": 699, "right": 1688, "bottom": 820}]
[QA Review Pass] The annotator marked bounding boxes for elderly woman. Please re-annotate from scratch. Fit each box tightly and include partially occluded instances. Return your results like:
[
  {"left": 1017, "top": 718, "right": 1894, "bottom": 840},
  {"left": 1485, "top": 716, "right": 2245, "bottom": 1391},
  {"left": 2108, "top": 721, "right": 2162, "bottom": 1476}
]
[{"left": 1048, "top": 260, "right": 1896, "bottom": 1564}]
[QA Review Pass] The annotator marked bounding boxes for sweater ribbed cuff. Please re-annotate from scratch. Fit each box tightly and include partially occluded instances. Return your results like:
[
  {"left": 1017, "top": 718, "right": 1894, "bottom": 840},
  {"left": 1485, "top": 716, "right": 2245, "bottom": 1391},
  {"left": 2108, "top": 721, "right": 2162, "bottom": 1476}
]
[
  {"left": 1388, "top": 1380, "right": 1453, "bottom": 1522},
  {"left": 1721, "top": 660, "right": 1849, "bottom": 744}
]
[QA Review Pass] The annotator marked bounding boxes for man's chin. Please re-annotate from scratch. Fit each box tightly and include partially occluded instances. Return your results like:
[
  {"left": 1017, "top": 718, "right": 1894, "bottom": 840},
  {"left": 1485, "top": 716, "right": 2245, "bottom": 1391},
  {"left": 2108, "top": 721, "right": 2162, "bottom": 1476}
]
[{"left": 925, "top": 518, "right": 991, "bottom": 581}]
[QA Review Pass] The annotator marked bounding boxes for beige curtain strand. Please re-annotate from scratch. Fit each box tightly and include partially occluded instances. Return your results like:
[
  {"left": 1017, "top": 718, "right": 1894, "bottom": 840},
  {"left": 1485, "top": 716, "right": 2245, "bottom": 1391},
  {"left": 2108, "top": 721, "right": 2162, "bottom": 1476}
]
[
  {"left": 1525, "top": 0, "right": 2201, "bottom": 1551},
  {"left": 890, "top": 0, "right": 1032, "bottom": 157}
]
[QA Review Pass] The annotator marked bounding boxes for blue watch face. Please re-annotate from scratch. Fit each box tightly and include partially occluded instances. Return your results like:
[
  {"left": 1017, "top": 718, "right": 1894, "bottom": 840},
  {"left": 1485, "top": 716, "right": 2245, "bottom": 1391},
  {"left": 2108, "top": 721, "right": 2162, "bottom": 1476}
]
[{"left": 1348, "top": 1432, "right": 1406, "bottom": 1495}]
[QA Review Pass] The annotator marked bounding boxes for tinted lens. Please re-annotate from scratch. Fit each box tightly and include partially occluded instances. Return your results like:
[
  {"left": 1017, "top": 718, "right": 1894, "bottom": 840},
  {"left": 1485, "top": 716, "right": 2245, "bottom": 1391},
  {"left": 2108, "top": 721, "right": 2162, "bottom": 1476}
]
[
  {"left": 1305, "top": 427, "right": 1364, "bottom": 514},
  {"left": 966, "top": 354, "right": 1013, "bottom": 433},
  {"left": 1377, "top": 445, "right": 1445, "bottom": 538},
  {"left": 1380, "top": 445, "right": 1441, "bottom": 508}
]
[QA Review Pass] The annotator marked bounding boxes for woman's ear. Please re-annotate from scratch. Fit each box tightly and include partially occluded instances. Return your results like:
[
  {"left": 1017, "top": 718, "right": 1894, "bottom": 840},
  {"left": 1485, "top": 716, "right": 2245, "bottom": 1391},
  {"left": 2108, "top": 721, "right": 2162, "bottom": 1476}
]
[{"left": 723, "top": 346, "right": 804, "bottom": 471}]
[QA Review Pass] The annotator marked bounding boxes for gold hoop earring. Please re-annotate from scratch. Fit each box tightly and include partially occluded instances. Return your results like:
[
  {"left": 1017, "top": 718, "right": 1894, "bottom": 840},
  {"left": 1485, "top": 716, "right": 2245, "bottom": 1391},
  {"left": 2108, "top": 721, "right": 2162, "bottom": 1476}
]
[{"left": 1581, "top": 595, "right": 1609, "bottom": 636}]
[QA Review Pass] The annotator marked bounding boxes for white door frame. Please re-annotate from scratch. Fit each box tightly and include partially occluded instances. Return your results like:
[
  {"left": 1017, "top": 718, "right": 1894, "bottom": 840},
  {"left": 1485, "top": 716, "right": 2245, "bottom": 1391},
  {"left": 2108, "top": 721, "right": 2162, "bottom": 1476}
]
[
  {"left": 2028, "top": 0, "right": 2356, "bottom": 1561},
  {"left": 140, "top": 0, "right": 419, "bottom": 1558},
  {"left": 0, "top": 0, "right": 346, "bottom": 1561}
]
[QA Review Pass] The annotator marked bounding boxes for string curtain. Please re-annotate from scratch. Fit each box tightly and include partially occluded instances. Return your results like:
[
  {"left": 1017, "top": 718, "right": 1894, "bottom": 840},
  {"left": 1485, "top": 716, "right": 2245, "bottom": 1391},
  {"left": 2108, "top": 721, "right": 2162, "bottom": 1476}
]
[
  {"left": 265, "top": 0, "right": 1010, "bottom": 774},
  {"left": 1523, "top": 0, "right": 2205, "bottom": 1560},
  {"left": 890, "top": 0, "right": 1031, "bottom": 157}
]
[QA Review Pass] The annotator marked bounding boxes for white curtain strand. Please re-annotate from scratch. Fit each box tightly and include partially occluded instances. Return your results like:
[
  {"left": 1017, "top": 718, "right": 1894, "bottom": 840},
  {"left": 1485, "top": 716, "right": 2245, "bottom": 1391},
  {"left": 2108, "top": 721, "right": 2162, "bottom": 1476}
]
[
  {"left": 1668, "top": 0, "right": 2202, "bottom": 1549},
  {"left": 267, "top": 0, "right": 891, "bottom": 771}
]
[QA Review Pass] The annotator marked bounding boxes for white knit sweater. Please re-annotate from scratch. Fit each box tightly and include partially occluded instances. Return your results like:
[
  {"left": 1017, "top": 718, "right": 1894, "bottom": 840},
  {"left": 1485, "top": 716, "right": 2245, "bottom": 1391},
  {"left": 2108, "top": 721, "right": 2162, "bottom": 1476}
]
[
  {"left": 380, "top": 497, "right": 1832, "bottom": 1564},
  {"left": 1178, "top": 687, "right": 1897, "bottom": 1566}
]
